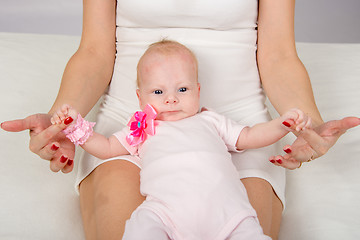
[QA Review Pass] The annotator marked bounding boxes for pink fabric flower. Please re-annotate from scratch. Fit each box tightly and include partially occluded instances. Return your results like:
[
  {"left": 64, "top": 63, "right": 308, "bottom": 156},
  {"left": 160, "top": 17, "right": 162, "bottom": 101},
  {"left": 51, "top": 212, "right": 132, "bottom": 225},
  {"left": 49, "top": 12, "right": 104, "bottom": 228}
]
[{"left": 126, "top": 104, "right": 157, "bottom": 146}]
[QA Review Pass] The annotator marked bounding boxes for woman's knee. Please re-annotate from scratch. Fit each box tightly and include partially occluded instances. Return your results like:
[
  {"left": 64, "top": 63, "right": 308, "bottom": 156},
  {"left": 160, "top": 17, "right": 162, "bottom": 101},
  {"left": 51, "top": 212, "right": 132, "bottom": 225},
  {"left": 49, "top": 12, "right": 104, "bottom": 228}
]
[
  {"left": 93, "top": 160, "right": 141, "bottom": 183},
  {"left": 79, "top": 160, "right": 145, "bottom": 239},
  {"left": 81, "top": 159, "right": 145, "bottom": 208}
]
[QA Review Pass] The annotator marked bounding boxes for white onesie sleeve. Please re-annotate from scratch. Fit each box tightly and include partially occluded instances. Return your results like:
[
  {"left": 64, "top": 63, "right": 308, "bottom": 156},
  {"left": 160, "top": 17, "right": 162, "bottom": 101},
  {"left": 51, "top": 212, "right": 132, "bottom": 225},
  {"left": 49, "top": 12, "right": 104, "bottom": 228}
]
[
  {"left": 113, "top": 128, "right": 139, "bottom": 156},
  {"left": 201, "top": 111, "right": 246, "bottom": 153}
]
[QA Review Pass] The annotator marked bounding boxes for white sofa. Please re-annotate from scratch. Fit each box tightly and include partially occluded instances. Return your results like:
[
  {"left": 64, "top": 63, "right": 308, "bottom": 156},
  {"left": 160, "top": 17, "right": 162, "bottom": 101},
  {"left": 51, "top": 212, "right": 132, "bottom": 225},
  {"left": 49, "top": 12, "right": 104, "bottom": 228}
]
[{"left": 0, "top": 32, "right": 359, "bottom": 240}]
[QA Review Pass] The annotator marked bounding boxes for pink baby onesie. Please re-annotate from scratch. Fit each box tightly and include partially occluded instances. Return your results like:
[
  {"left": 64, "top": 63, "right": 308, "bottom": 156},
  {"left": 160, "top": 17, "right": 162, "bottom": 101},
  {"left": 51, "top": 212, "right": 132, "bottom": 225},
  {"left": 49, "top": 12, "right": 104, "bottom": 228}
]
[{"left": 115, "top": 111, "right": 270, "bottom": 240}]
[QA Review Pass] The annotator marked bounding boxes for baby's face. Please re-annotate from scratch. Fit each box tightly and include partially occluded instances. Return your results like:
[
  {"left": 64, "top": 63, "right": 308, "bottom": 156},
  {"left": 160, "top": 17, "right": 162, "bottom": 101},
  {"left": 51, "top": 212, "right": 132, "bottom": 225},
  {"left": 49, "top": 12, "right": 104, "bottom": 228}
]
[{"left": 137, "top": 50, "right": 200, "bottom": 121}]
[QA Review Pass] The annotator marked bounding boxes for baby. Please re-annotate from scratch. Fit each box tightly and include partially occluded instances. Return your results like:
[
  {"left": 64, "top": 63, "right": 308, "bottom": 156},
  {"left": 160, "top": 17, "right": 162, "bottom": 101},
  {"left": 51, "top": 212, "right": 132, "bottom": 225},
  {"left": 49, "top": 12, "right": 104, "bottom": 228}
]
[{"left": 52, "top": 40, "right": 311, "bottom": 239}]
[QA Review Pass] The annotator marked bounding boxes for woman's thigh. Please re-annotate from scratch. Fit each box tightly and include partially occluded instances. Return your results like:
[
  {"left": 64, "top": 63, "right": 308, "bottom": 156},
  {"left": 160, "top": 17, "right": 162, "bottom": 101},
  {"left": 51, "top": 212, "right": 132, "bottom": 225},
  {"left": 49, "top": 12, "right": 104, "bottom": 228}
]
[
  {"left": 79, "top": 160, "right": 145, "bottom": 240},
  {"left": 232, "top": 145, "right": 284, "bottom": 239},
  {"left": 241, "top": 177, "right": 282, "bottom": 240}
]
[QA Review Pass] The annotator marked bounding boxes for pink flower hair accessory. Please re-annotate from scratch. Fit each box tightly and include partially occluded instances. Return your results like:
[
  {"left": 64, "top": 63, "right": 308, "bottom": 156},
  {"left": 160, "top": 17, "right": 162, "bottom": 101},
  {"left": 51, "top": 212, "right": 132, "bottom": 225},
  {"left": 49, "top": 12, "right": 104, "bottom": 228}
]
[
  {"left": 126, "top": 104, "right": 157, "bottom": 146},
  {"left": 62, "top": 113, "right": 96, "bottom": 146}
]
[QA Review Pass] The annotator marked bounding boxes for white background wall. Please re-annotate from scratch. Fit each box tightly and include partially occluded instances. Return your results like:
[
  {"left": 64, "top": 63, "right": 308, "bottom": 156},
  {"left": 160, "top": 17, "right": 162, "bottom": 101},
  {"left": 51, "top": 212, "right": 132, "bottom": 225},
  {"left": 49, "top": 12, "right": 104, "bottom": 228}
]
[{"left": 0, "top": 0, "right": 359, "bottom": 43}]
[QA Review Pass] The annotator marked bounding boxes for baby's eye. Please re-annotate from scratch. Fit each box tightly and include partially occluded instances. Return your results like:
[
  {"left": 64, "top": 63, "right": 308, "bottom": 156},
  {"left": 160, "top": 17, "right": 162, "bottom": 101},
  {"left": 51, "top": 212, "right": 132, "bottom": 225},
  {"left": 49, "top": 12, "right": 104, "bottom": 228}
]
[
  {"left": 154, "top": 90, "right": 163, "bottom": 95},
  {"left": 178, "top": 87, "right": 187, "bottom": 92}
]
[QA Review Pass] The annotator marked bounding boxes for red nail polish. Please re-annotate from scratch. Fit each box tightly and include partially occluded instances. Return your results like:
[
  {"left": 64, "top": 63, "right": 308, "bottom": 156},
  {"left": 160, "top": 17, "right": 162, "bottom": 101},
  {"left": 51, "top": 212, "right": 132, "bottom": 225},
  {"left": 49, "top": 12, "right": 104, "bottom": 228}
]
[
  {"left": 64, "top": 117, "right": 73, "bottom": 125},
  {"left": 270, "top": 160, "right": 276, "bottom": 163},
  {"left": 67, "top": 160, "right": 73, "bottom": 166},
  {"left": 284, "top": 148, "right": 292, "bottom": 154},
  {"left": 276, "top": 159, "right": 283, "bottom": 164},
  {"left": 60, "top": 156, "right": 68, "bottom": 163},
  {"left": 51, "top": 144, "right": 59, "bottom": 151},
  {"left": 282, "top": 121, "right": 291, "bottom": 127}
]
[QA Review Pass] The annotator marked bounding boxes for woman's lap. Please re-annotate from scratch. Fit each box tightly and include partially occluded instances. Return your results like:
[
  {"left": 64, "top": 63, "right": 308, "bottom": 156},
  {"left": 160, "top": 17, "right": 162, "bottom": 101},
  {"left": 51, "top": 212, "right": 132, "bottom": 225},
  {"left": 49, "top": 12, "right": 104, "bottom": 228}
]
[
  {"left": 79, "top": 160, "right": 281, "bottom": 239},
  {"left": 79, "top": 159, "right": 145, "bottom": 240}
]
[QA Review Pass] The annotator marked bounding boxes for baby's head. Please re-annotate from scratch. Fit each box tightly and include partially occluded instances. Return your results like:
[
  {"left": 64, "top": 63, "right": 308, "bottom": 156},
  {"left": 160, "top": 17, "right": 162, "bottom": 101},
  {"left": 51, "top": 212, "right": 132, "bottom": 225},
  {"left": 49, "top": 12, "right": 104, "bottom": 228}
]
[{"left": 136, "top": 40, "right": 200, "bottom": 121}]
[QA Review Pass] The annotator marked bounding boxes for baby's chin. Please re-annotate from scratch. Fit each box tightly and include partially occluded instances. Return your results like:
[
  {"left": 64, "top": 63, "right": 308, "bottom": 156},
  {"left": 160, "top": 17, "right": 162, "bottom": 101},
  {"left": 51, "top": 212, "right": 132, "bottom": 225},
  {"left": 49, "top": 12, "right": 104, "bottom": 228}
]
[{"left": 156, "top": 111, "right": 195, "bottom": 121}]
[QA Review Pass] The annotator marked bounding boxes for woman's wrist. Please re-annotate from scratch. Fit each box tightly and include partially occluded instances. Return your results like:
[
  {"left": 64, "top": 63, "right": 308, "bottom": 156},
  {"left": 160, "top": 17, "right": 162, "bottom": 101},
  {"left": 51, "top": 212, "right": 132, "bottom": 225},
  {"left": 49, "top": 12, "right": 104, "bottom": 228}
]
[{"left": 311, "top": 117, "right": 324, "bottom": 128}]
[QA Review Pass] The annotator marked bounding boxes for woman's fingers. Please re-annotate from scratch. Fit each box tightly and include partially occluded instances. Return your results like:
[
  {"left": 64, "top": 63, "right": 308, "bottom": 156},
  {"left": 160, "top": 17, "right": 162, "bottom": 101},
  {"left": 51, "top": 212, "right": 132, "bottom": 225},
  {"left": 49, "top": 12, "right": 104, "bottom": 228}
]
[
  {"left": 49, "top": 155, "right": 69, "bottom": 172},
  {"left": 48, "top": 144, "right": 75, "bottom": 173},
  {"left": 297, "top": 128, "right": 326, "bottom": 156},
  {"left": 36, "top": 142, "right": 60, "bottom": 160},
  {"left": 321, "top": 117, "right": 360, "bottom": 136},
  {"left": 274, "top": 117, "right": 360, "bottom": 170},
  {"left": 1, "top": 118, "right": 34, "bottom": 132},
  {"left": 61, "top": 158, "right": 74, "bottom": 173},
  {"left": 283, "top": 141, "right": 317, "bottom": 163},
  {"left": 300, "top": 117, "right": 360, "bottom": 157},
  {"left": 269, "top": 155, "right": 301, "bottom": 170},
  {"left": 2, "top": 113, "right": 76, "bottom": 173},
  {"left": 29, "top": 119, "right": 73, "bottom": 154}
]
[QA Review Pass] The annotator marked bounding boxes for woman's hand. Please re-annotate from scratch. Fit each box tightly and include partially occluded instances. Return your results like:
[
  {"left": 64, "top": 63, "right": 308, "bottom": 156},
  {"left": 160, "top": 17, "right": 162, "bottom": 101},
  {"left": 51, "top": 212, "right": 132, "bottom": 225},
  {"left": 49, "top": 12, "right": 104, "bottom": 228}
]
[
  {"left": 269, "top": 117, "right": 360, "bottom": 169},
  {"left": 1, "top": 113, "right": 75, "bottom": 173}
]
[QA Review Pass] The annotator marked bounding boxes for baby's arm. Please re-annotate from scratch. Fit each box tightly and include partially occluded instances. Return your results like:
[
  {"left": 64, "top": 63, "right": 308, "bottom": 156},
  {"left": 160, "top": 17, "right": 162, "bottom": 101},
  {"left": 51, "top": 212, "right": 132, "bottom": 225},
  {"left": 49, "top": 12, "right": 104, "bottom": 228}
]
[
  {"left": 236, "top": 108, "right": 311, "bottom": 150},
  {"left": 51, "top": 105, "right": 130, "bottom": 160},
  {"left": 80, "top": 133, "right": 129, "bottom": 160}
]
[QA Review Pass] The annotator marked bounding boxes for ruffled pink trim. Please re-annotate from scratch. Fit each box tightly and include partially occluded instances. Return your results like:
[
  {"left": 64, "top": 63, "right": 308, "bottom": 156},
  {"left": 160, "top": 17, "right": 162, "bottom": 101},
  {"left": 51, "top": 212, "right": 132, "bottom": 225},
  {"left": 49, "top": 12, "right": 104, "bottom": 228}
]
[{"left": 63, "top": 114, "right": 96, "bottom": 146}]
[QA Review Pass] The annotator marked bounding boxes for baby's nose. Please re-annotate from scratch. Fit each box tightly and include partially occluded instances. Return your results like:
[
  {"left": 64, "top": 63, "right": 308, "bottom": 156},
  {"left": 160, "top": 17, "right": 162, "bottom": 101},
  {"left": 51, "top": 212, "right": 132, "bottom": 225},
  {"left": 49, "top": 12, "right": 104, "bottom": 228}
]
[{"left": 165, "top": 96, "right": 178, "bottom": 104}]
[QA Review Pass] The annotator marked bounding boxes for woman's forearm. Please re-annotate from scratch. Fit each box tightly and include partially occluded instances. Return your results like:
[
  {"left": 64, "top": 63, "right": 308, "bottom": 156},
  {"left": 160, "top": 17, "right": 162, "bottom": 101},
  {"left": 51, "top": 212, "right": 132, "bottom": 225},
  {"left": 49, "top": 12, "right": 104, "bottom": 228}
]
[
  {"left": 49, "top": 47, "right": 115, "bottom": 116},
  {"left": 49, "top": 0, "right": 116, "bottom": 117},
  {"left": 259, "top": 55, "right": 324, "bottom": 127},
  {"left": 257, "top": 0, "right": 323, "bottom": 128}
]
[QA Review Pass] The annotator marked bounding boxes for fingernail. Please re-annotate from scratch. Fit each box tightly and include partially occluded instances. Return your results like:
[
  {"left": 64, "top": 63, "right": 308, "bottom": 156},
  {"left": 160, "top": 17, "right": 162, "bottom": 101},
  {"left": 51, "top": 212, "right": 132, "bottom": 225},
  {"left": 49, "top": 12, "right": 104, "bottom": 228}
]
[
  {"left": 67, "top": 160, "right": 73, "bottom": 166},
  {"left": 276, "top": 159, "right": 283, "bottom": 164},
  {"left": 60, "top": 155, "right": 68, "bottom": 163},
  {"left": 282, "top": 121, "right": 291, "bottom": 127},
  {"left": 51, "top": 144, "right": 59, "bottom": 151},
  {"left": 284, "top": 148, "right": 292, "bottom": 154},
  {"left": 64, "top": 117, "right": 73, "bottom": 125},
  {"left": 270, "top": 160, "right": 276, "bottom": 163}
]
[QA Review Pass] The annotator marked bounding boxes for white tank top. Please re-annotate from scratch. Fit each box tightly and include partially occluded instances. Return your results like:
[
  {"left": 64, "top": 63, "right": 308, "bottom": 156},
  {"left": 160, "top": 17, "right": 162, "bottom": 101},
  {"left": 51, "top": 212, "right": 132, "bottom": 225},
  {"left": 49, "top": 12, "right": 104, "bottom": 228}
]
[
  {"left": 105, "top": 0, "right": 265, "bottom": 126},
  {"left": 77, "top": 1, "right": 285, "bottom": 207}
]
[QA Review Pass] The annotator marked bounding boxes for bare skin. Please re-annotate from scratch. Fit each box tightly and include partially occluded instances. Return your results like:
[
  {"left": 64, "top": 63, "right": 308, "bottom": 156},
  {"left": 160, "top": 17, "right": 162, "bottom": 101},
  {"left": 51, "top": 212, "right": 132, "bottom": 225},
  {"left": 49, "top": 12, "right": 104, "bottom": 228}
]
[
  {"left": 242, "top": 178, "right": 283, "bottom": 239},
  {"left": 79, "top": 161, "right": 145, "bottom": 239}
]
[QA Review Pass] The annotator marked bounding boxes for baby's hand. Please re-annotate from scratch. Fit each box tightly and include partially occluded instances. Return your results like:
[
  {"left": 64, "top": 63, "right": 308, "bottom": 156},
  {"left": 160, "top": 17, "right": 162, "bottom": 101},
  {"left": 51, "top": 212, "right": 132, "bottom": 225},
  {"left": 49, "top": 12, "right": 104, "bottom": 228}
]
[
  {"left": 281, "top": 108, "right": 312, "bottom": 132},
  {"left": 51, "top": 104, "right": 78, "bottom": 125}
]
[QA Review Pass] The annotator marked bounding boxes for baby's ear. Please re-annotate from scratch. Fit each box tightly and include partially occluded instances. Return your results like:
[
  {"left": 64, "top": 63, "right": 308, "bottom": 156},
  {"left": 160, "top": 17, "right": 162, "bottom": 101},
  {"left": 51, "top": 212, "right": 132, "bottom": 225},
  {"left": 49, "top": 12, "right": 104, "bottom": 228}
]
[{"left": 136, "top": 89, "right": 142, "bottom": 106}]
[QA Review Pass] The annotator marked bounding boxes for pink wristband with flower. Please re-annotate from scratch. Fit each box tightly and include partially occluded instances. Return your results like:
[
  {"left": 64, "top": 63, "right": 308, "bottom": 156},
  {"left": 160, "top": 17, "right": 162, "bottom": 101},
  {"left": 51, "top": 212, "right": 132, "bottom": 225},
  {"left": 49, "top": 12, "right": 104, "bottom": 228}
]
[{"left": 62, "top": 114, "right": 96, "bottom": 146}]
